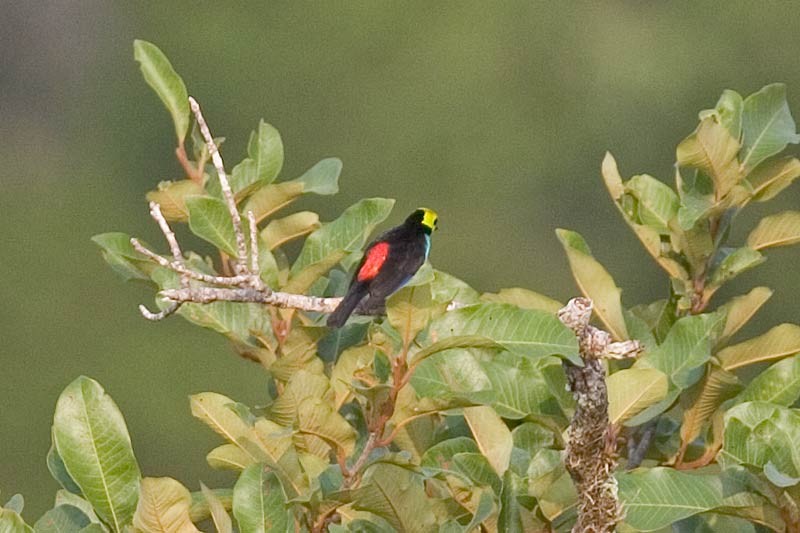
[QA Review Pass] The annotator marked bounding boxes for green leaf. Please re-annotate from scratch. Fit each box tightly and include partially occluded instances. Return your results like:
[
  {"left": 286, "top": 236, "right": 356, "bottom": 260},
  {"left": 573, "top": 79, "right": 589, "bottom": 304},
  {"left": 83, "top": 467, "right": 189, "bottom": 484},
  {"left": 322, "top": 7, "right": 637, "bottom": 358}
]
[
  {"left": 607, "top": 368, "right": 668, "bottom": 425},
  {"left": 746, "top": 210, "right": 800, "bottom": 250},
  {"left": 0, "top": 508, "right": 33, "bottom": 533},
  {"left": 428, "top": 303, "right": 580, "bottom": 364},
  {"left": 53, "top": 492, "right": 101, "bottom": 525},
  {"left": 420, "top": 437, "right": 480, "bottom": 470},
  {"left": 747, "top": 156, "right": 800, "bottom": 202},
  {"left": 200, "top": 483, "right": 232, "bottom": 533},
  {"left": 186, "top": 196, "right": 244, "bottom": 257},
  {"left": 232, "top": 465, "right": 292, "bottom": 533},
  {"left": 261, "top": 211, "right": 320, "bottom": 250},
  {"left": 740, "top": 83, "right": 800, "bottom": 172},
  {"left": 409, "top": 335, "right": 503, "bottom": 367},
  {"left": 91, "top": 233, "right": 152, "bottom": 282},
  {"left": 52, "top": 377, "right": 140, "bottom": 532},
  {"left": 736, "top": 354, "right": 800, "bottom": 406},
  {"left": 230, "top": 120, "right": 284, "bottom": 197},
  {"left": 676, "top": 117, "right": 741, "bottom": 198},
  {"left": 33, "top": 505, "right": 91, "bottom": 533},
  {"left": 452, "top": 453, "right": 502, "bottom": 493},
  {"left": 718, "top": 323, "right": 800, "bottom": 371},
  {"left": 351, "top": 464, "right": 437, "bottom": 533},
  {"left": 699, "top": 89, "right": 744, "bottom": 139},
  {"left": 292, "top": 198, "right": 394, "bottom": 274},
  {"left": 635, "top": 313, "right": 723, "bottom": 389},
  {"left": 480, "top": 354, "right": 570, "bottom": 421},
  {"left": 617, "top": 468, "right": 764, "bottom": 532},
  {"left": 429, "top": 270, "right": 480, "bottom": 305},
  {"left": 556, "top": 229, "right": 629, "bottom": 340},
  {"left": 293, "top": 158, "right": 341, "bottom": 194},
  {"left": 718, "top": 286, "right": 773, "bottom": 344},
  {"left": 47, "top": 441, "right": 82, "bottom": 495},
  {"left": 721, "top": 401, "right": 800, "bottom": 478},
  {"left": 53, "top": 376, "right": 140, "bottom": 531},
  {"left": 480, "top": 288, "right": 562, "bottom": 313},
  {"left": 463, "top": 406, "right": 512, "bottom": 476},
  {"left": 146, "top": 180, "right": 205, "bottom": 222},
  {"left": 624, "top": 174, "right": 679, "bottom": 234},
  {"left": 708, "top": 247, "right": 764, "bottom": 290},
  {"left": 133, "top": 40, "right": 189, "bottom": 142},
  {"left": 498, "top": 471, "right": 523, "bottom": 533},
  {"left": 3, "top": 497, "right": 22, "bottom": 516},
  {"left": 133, "top": 478, "right": 199, "bottom": 533}
]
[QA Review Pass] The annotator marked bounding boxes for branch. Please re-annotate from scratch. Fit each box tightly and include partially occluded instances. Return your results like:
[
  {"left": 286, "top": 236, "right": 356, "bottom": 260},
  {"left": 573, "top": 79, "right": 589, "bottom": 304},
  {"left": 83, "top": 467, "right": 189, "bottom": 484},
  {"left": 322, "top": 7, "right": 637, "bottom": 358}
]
[
  {"left": 558, "top": 297, "right": 642, "bottom": 533},
  {"left": 188, "top": 96, "right": 248, "bottom": 274}
]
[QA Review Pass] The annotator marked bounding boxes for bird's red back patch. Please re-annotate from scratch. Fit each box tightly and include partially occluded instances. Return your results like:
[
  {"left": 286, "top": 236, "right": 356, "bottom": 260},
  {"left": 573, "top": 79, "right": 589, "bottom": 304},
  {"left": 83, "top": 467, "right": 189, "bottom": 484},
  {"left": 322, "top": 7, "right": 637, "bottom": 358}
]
[{"left": 357, "top": 242, "right": 390, "bottom": 281}]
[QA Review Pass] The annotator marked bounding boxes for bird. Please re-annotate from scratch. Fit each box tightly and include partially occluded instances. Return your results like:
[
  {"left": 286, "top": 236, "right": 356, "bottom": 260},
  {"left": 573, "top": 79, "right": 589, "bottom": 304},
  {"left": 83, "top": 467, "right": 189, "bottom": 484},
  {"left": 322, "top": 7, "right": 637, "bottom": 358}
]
[{"left": 327, "top": 208, "right": 439, "bottom": 328}]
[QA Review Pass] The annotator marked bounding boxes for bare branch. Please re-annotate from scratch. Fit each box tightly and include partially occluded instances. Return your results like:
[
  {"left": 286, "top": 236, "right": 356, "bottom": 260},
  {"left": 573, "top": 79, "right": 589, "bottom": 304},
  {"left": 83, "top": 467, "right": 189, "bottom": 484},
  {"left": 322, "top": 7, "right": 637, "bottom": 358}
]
[
  {"left": 160, "top": 287, "right": 342, "bottom": 313},
  {"left": 188, "top": 96, "right": 248, "bottom": 273},
  {"left": 139, "top": 301, "right": 181, "bottom": 321},
  {"left": 246, "top": 210, "right": 261, "bottom": 285}
]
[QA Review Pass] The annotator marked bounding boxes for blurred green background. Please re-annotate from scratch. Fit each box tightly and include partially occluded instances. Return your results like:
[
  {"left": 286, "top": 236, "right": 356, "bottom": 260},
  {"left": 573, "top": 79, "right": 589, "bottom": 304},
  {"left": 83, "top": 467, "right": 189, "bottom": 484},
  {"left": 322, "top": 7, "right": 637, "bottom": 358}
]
[{"left": 3, "top": 1, "right": 800, "bottom": 517}]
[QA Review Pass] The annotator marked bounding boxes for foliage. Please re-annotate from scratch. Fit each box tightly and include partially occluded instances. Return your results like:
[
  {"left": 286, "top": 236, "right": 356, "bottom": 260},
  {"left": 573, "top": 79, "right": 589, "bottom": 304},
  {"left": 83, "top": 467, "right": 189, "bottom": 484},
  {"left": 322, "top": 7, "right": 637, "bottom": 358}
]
[{"left": 5, "top": 40, "right": 800, "bottom": 532}]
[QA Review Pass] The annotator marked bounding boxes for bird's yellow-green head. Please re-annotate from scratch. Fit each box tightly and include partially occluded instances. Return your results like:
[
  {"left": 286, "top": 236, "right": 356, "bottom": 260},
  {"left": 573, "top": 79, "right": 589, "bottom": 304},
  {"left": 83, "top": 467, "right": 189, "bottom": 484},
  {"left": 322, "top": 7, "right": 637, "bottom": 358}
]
[{"left": 410, "top": 207, "right": 438, "bottom": 233}]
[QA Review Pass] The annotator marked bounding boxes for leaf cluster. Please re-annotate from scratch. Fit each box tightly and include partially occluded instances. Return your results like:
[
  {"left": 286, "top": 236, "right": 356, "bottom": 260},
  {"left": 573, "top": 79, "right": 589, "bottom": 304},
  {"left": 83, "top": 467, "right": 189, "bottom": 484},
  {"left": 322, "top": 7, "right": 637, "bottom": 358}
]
[
  {"left": 559, "top": 83, "right": 800, "bottom": 530},
  {"left": 5, "top": 41, "right": 800, "bottom": 533}
]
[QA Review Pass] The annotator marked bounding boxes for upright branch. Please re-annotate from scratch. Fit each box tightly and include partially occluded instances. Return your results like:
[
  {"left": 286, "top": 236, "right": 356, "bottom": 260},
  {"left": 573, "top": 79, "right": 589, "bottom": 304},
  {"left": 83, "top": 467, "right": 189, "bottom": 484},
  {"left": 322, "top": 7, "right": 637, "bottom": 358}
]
[{"left": 558, "top": 297, "right": 642, "bottom": 533}]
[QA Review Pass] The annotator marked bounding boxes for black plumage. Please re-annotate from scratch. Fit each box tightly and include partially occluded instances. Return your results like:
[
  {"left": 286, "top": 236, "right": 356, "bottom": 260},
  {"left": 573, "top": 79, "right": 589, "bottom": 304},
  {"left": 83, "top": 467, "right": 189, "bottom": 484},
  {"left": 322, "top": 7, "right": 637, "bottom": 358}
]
[{"left": 326, "top": 208, "right": 438, "bottom": 328}]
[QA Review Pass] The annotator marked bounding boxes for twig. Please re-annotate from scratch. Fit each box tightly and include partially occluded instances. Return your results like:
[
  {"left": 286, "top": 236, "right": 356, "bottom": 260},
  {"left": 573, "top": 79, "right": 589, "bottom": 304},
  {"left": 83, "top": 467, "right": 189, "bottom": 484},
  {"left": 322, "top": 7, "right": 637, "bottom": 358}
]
[
  {"left": 558, "top": 297, "right": 642, "bottom": 533},
  {"left": 188, "top": 96, "right": 248, "bottom": 274}
]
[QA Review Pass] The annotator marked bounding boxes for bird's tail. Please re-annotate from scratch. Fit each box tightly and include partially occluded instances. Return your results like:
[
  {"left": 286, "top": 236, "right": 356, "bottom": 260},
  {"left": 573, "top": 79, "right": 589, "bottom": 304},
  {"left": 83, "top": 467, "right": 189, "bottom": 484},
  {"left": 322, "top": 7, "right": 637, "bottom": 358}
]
[{"left": 327, "top": 283, "right": 368, "bottom": 328}]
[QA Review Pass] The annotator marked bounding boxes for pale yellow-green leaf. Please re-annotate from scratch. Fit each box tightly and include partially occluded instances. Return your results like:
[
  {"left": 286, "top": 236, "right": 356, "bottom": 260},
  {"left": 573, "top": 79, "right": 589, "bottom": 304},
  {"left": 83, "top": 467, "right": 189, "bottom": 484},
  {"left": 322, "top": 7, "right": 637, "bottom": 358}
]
[
  {"left": 296, "top": 396, "right": 357, "bottom": 456},
  {"left": 260, "top": 212, "right": 320, "bottom": 250},
  {"left": 243, "top": 181, "right": 305, "bottom": 224},
  {"left": 190, "top": 393, "right": 260, "bottom": 462},
  {"left": 480, "top": 288, "right": 562, "bottom": 313},
  {"left": 200, "top": 483, "right": 232, "bottom": 533},
  {"left": 133, "top": 478, "right": 199, "bottom": 533},
  {"left": 146, "top": 180, "right": 205, "bottom": 222},
  {"left": 678, "top": 366, "right": 740, "bottom": 451},
  {"left": 719, "top": 287, "right": 773, "bottom": 344},
  {"left": 206, "top": 444, "right": 252, "bottom": 471},
  {"left": 601, "top": 151, "right": 625, "bottom": 199},
  {"left": 602, "top": 153, "right": 686, "bottom": 279},
  {"left": 556, "top": 229, "right": 628, "bottom": 340},
  {"left": 676, "top": 117, "right": 742, "bottom": 198},
  {"left": 330, "top": 345, "right": 375, "bottom": 409},
  {"left": 282, "top": 250, "right": 345, "bottom": 295},
  {"left": 386, "top": 284, "right": 446, "bottom": 347},
  {"left": 0, "top": 508, "right": 32, "bottom": 533},
  {"left": 747, "top": 156, "right": 800, "bottom": 202},
  {"left": 607, "top": 368, "right": 668, "bottom": 425},
  {"left": 718, "top": 323, "right": 800, "bottom": 370},
  {"left": 463, "top": 406, "right": 512, "bottom": 476},
  {"left": 746, "top": 211, "right": 800, "bottom": 250}
]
